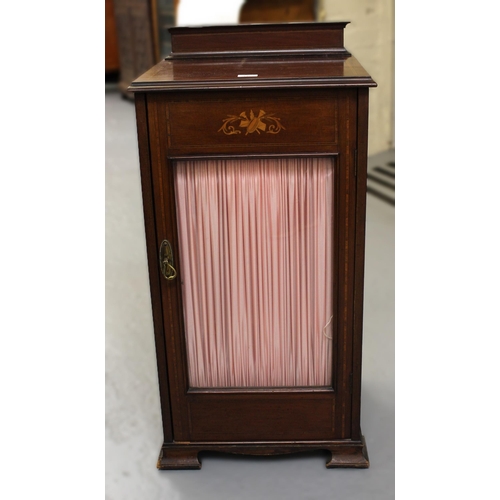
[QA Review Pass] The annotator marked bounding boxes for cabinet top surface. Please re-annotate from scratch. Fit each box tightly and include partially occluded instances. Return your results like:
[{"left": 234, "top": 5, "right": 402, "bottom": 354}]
[{"left": 129, "top": 22, "right": 376, "bottom": 92}]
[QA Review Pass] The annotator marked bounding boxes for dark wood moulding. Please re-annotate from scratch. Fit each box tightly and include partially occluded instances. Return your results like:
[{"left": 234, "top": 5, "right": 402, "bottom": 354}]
[{"left": 129, "top": 22, "right": 376, "bottom": 92}]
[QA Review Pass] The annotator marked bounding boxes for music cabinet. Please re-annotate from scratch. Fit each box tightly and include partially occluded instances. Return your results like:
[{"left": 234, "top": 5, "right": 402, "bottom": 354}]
[{"left": 130, "top": 22, "right": 376, "bottom": 470}]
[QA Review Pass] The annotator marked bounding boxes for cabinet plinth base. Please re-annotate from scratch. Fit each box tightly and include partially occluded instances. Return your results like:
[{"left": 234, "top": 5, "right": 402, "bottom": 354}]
[{"left": 157, "top": 436, "right": 369, "bottom": 470}]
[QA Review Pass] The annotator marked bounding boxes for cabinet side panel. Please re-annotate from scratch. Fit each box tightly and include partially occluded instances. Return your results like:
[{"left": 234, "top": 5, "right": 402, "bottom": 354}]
[
  {"left": 351, "top": 88, "right": 369, "bottom": 440},
  {"left": 333, "top": 89, "right": 358, "bottom": 438},
  {"left": 135, "top": 92, "right": 174, "bottom": 442}
]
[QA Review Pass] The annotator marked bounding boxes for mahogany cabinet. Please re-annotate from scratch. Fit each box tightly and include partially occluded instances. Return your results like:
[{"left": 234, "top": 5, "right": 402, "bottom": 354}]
[{"left": 130, "top": 22, "right": 376, "bottom": 469}]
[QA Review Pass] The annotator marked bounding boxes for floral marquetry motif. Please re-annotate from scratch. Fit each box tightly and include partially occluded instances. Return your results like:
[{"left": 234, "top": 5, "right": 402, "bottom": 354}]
[{"left": 218, "top": 110, "right": 286, "bottom": 135}]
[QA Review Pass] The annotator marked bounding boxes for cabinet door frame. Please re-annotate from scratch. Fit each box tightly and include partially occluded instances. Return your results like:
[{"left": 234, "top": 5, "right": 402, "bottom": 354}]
[{"left": 142, "top": 88, "right": 360, "bottom": 442}]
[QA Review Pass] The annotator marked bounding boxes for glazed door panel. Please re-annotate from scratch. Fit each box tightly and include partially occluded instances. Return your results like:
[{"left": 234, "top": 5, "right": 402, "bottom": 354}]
[{"left": 174, "top": 157, "right": 334, "bottom": 389}]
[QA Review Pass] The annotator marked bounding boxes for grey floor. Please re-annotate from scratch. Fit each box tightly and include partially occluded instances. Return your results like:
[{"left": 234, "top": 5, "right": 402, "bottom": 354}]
[{"left": 106, "top": 90, "right": 394, "bottom": 500}]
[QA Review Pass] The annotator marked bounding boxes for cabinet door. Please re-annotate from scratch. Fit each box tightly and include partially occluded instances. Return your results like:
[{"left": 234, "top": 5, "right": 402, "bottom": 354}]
[{"left": 146, "top": 90, "right": 358, "bottom": 442}]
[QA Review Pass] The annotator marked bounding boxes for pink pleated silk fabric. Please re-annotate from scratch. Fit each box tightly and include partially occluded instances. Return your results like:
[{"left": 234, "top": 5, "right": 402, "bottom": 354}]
[{"left": 174, "top": 157, "right": 334, "bottom": 388}]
